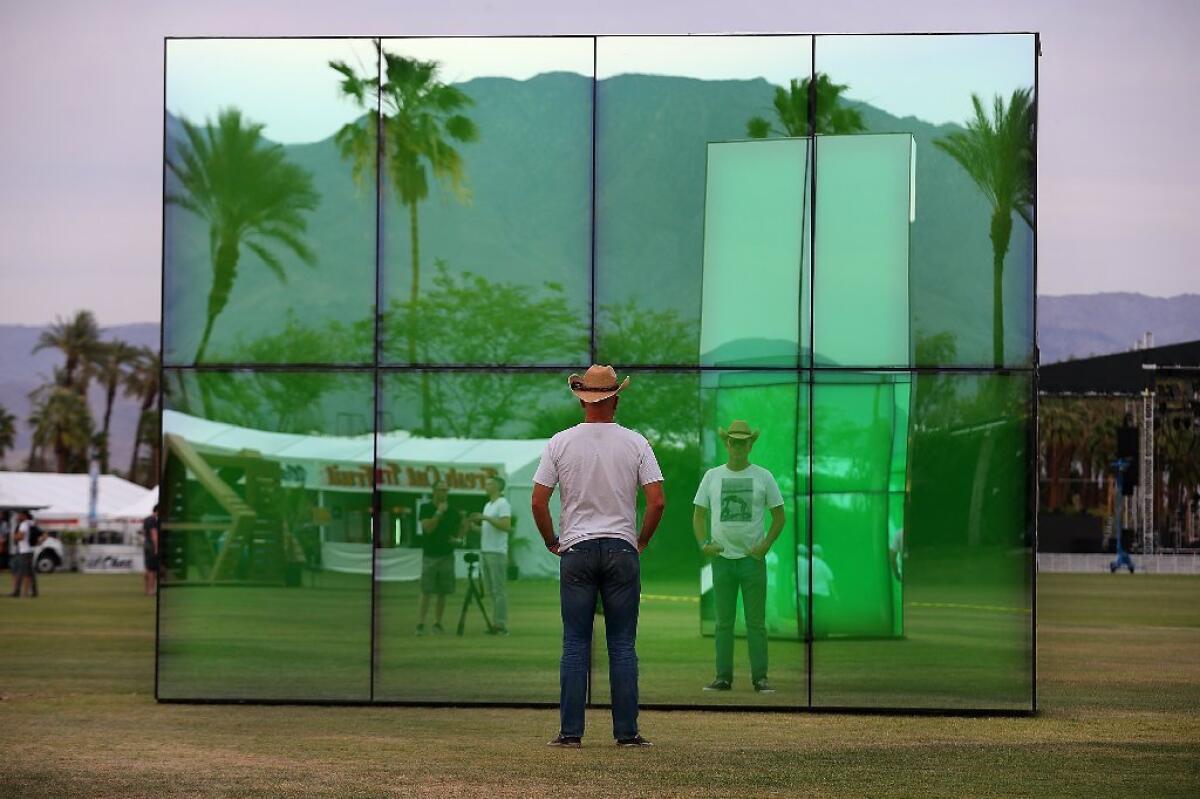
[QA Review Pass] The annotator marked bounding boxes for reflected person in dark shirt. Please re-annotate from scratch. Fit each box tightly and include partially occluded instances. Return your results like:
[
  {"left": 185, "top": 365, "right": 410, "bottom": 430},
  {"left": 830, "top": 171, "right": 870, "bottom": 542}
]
[{"left": 415, "top": 481, "right": 466, "bottom": 635}]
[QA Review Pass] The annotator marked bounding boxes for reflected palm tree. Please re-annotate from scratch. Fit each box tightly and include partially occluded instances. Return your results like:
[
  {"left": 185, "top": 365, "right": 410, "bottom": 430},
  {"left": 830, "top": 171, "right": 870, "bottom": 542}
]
[
  {"left": 331, "top": 46, "right": 479, "bottom": 434},
  {"left": 747, "top": 73, "right": 866, "bottom": 138},
  {"left": 934, "top": 89, "right": 1034, "bottom": 367},
  {"left": 166, "top": 109, "right": 319, "bottom": 364}
]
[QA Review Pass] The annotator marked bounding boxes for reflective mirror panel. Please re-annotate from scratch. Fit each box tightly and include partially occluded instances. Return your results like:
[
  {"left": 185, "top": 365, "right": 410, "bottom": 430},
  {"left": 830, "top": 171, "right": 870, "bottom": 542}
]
[
  {"left": 815, "top": 34, "right": 1036, "bottom": 368},
  {"left": 811, "top": 371, "right": 1033, "bottom": 709},
  {"left": 813, "top": 134, "right": 912, "bottom": 367},
  {"left": 164, "top": 39, "right": 379, "bottom": 366},
  {"left": 157, "top": 369, "right": 374, "bottom": 700},
  {"left": 376, "top": 38, "right": 593, "bottom": 366},
  {"left": 160, "top": 34, "right": 1036, "bottom": 711},
  {"left": 701, "top": 140, "right": 809, "bottom": 368},
  {"left": 594, "top": 36, "right": 813, "bottom": 365}
]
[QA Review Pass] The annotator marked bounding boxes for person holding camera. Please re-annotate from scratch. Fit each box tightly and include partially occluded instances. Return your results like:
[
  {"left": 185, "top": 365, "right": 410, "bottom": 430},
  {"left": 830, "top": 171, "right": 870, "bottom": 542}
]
[
  {"left": 532, "top": 365, "right": 665, "bottom": 749},
  {"left": 416, "top": 481, "right": 467, "bottom": 635},
  {"left": 693, "top": 419, "right": 785, "bottom": 694},
  {"left": 469, "top": 476, "right": 513, "bottom": 635}
]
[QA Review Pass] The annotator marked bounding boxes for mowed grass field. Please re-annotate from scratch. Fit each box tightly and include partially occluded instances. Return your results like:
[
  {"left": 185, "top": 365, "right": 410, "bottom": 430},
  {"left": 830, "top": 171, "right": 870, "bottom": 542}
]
[{"left": 1, "top": 572, "right": 1198, "bottom": 798}]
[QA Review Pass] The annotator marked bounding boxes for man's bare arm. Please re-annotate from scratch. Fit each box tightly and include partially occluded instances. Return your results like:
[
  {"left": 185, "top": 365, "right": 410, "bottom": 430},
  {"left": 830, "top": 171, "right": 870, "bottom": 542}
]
[
  {"left": 531, "top": 482, "right": 559, "bottom": 555},
  {"left": 636, "top": 481, "right": 666, "bottom": 553}
]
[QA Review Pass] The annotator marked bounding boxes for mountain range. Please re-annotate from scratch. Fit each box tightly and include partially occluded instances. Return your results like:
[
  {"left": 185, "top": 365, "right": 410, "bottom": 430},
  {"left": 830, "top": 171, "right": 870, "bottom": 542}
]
[{"left": 4, "top": 71, "right": 1196, "bottom": 470}]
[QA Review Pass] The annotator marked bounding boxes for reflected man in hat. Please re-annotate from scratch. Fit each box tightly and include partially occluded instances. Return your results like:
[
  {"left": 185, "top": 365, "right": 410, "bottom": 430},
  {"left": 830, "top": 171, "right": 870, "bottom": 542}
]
[
  {"left": 532, "top": 365, "right": 665, "bottom": 748},
  {"left": 693, "top": 420, "right": 785, "bottom": 693}
]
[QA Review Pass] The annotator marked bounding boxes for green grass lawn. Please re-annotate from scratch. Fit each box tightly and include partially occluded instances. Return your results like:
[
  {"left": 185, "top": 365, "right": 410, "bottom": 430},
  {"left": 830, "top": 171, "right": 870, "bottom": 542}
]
[{"left": 2, "top": 572, "right": 1198, "bottom": 798}]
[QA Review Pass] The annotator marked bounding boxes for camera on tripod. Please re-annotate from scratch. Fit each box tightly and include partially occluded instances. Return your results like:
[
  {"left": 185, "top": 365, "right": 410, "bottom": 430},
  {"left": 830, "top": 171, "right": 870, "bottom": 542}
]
[{"left": 456, "top": 551, "right": 493, "bottom": 635}]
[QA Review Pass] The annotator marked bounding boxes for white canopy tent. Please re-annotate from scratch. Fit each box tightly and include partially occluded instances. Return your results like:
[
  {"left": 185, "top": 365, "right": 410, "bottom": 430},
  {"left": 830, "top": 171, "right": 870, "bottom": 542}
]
[
  {"left": 163, "top": 410, "right": 560, "bottom": 579},
  {"left": 0, "top": 472, "right": 152, "bottom": 529}
]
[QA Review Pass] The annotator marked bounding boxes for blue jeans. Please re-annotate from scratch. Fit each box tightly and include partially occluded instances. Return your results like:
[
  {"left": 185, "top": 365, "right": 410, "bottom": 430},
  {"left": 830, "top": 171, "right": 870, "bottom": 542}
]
[{"left": 559, "top": 537, "right": 640, "bottom": 740}]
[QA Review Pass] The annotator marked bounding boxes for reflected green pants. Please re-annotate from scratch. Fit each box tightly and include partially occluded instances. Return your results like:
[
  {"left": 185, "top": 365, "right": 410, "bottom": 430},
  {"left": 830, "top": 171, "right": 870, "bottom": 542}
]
[{"left": 713, "top": 555, "right": 767, "bottom": 683}]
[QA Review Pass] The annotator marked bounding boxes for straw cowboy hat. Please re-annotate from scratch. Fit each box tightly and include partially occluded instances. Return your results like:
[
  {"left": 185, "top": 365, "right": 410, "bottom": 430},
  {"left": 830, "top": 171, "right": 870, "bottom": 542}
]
[
  {"left": 568, "top": 364, "right": 630, "bottom": 403},
  {"left": 719, "top": 419, "right": 760, "bottom": 442}
]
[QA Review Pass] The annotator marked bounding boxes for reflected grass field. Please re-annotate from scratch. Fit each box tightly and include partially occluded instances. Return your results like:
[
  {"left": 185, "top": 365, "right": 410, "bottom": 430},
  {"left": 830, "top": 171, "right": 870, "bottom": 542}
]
[
  {"left": 2, "top": 573, "right": 1198, "bottom": 798},
  {"left": 158, "top": 569, "right": 1030, "bottom": 709}
]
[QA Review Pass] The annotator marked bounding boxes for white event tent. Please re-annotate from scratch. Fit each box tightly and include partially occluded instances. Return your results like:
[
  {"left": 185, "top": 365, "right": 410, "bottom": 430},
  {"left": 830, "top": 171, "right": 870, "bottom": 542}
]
[
  {"left": 0, "top": 472, "right": 152, "bottom": 529},
  {"left": 163, "top": 410, "right": 560, "bottom": 579}
]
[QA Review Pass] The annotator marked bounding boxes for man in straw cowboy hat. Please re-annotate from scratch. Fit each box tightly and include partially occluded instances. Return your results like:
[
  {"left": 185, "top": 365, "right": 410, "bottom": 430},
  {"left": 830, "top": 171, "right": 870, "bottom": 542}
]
[
  {"left": 693, "top": 419, "right": 785, "bottom": 694},
  {"left": 531, "top": 365, "right": 666, "bottom": 748}
]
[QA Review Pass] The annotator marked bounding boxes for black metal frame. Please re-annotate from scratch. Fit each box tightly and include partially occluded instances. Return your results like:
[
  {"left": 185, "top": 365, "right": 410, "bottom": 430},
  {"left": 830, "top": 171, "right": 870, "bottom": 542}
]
[{"left": 156, "top": 32, "right": 1040, "bottom": 716}]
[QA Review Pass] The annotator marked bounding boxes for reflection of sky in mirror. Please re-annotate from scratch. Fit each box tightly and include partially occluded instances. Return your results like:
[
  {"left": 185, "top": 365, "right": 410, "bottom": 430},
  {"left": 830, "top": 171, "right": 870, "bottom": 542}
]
[
  {"left": 379, "top": 37, "right": 593, "bottom": 84},
  {"left": 167, "top": 39, "right": 378, "bottom": 145},
  {"left": 596, "top": 36, "right": 812, "bottom": 85},
  {"left": 816, "top": 35, "right": 1035, "bottom": 127}
]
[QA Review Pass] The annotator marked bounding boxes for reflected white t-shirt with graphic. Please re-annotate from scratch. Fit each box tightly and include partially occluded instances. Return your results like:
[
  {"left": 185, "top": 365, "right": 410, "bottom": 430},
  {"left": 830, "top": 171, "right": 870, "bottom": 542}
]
[{"left": 693, "top": 464, "right": 784, "bottom": 559}]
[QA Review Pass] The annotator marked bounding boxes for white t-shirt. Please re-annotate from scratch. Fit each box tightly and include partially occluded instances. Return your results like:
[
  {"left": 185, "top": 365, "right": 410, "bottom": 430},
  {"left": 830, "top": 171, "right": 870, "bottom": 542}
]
[
  {"left": 480, "top": 496, "right": 512, "bottom": 555},
  {"left": 798, "top": 555, "right": 834, "bottom": 597},
  {"left": 693, "top": 464, "right": 784, "bottom": 559},
  {"left": 16, "top": 520, "right": 35, "bottom": 554},
  {"left": 533, "top": 422, "right": 663, "bottom": 550}
]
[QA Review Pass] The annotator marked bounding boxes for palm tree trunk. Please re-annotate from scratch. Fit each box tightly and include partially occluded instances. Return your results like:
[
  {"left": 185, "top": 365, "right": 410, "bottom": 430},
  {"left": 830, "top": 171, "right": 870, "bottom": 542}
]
[
  {"left": 196, "top": 235, "right": 240, "bottom": 365},
  {"left": 408, "top": 200, "right": 433, "bottom": 436},
  {"left": 989, "top": 207, "right": 1013, "bottom": 368},
  {"left": 100, "top": 379, "right": 117, "bottom": 473}
]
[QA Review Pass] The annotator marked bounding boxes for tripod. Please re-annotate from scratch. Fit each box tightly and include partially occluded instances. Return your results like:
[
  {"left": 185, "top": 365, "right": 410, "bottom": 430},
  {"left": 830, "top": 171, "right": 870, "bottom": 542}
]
[{"left": 456, "top": 554, "right": 494, "bottom": 636}]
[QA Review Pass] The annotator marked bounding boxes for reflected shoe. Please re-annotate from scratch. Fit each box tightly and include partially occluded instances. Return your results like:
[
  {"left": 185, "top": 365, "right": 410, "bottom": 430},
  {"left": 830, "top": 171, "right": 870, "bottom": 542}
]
[
  {"left": 415, "top": 624, "right": 426, "bottom": 636},
  {"left": 432, "top": 623, "right": 445, "bottom": 635},
  {"left": 702, "top": 679, "right": 732, "bottom": 692},
  {"left": 753, "top": 679, "right": 776, "bottom": 694},
  {"left": 547, "top": 734, "right": 582, "bottom": 748},
  {"left": 616, "top": 735, "right": 654, "bottom": 747}
]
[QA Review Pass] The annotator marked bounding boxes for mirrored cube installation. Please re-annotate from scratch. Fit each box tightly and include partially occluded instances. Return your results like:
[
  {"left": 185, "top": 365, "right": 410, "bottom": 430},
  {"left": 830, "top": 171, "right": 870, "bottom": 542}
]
[{"left": 160, "top": 34, "right": 1036, "bottom": 711}]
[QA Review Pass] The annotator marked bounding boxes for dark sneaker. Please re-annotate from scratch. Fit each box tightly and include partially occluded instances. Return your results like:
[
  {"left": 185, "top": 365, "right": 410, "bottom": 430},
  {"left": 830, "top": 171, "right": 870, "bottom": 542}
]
[
  {"left": 415, "top": 624, "right": 426, "bottom": 636},
  {"left": 702, "top": 679, "right": 732, "bottom": 692},
  {"left": 432, "top": 623, "right": 445, "bottom": 635},
  {"left": 547, "top": 735, "right": 582, "bottom": 748},
  {"left": 753, "top": 679, "right": 776, "bottom": 694},
  {"left": 616, "top": 735, "right": 654, "bottom": 747}
]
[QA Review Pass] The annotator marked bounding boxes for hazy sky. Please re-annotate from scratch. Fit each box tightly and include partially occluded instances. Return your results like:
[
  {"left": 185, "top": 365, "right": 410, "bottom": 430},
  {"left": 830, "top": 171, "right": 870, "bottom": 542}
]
[{"left": 1, "top": 0, "right": 1197, "bottom": 325}]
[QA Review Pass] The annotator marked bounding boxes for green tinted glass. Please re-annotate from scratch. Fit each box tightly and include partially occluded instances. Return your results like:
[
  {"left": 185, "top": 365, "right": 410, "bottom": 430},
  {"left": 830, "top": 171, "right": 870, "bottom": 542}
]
[
  {"left": 594, "top": 36, "right": 813, "bottom": 365},
  {"left": 812, "top": 372, "right": 912, "bottom": 493},
  {"left": 701, "top": 140, "right": 809, "bottom": 367},
  {"left": 163, "top": 39, "right": 378, "bottom": 366},
  {"left": 815, "top": 34, "right": 1036, "bottom": 368},
  {"left": 157, "top": 369, "right": 374, "bottom": 700},
  {"left": 811, "top": 372, "right": 1032, "bottom": 709},
  {"left": 813, "top": 134, "right": 912, "bottom": 367},
  {"left": 377, "top": 38, "right": 593, "bottom": 366},
  {"left": 373, "top": 369, "right": 568, "bottom": 702}
]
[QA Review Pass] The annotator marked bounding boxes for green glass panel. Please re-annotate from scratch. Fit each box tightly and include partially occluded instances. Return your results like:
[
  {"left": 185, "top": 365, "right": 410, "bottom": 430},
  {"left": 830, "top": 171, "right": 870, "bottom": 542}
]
[
  {"left": 378, "top": 38, "right": 593, "bottom": 366},
  {"left": 700, "top": 140, "right": 809, "bottom": 367},
  {"left": 812, "top": 372, "right": 1032, "bottom": 709},
  {"left": 594, "top": 36, "right": 813, "bottom": 365},
  {"left": 163, "top": 39, "right": 378, "bottom": 365},
  {"left": 815, "top": 34, "right": 1036, "bottom": 368},
  {"left": 157, "top": 369, "right": 374, "bottom": 700},
  {"left": 373, "top": 369, "right": 570, "bottom": 702},
  {"left": 809, "top": 493, "right": 902, "bottom": 639},
  {"left": 812, "top": 372, "right": 911, "bottom": 494},
  {"left": 813, "top": 134, "right": 912, "bottom": 367}
]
